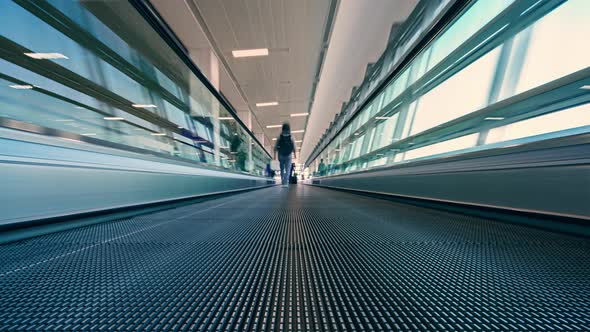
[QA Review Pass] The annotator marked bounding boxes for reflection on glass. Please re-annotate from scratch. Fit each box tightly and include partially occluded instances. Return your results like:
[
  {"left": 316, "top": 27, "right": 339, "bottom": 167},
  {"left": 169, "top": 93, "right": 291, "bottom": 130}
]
[
  {"left": 0, "top": 0, "right": 269, "bottom": 175},
  {"left": 308, "top": 0, "right": 590, "bottom": 177},
  {"left": 409, "top": 46, "right": 500, "bottom": 136}
]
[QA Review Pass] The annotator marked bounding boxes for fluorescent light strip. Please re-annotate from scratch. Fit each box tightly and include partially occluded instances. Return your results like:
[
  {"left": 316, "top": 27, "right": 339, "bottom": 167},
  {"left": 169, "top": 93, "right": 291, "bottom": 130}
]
[
  {"left": 272, "top": 138, "right": 277, "bottom": 141},
  {"left": 580, "top": 85, "right": 590, "bottom": 90},
  {"left": 232, "top": 48, "right": 269, "bottom": 58},
  {"left": 81, "top": 133, "right": 96, "bottom": 136},
  {"left": 9, "top": 84, "right": 34, "bottom": 89},
  {"left": 132, "top": 104, "right": 157, "bottom": 108},
  {"left": 266, "top": 124, "right": 282, "bottom": 128},
  {"left": 295, "top": 140, "right": 302, "bottom": 143},
  {"left": 256, "top": 101, "right": 279, "bottom": 107},
  {"left": 103, "top": 117, "right": 124, "bottom": 121},
  {"left": 290, "top": 113, "right": 309, "bottom": 117},
  {"left": 485, "top": 116, "right": 504, "bottom": 121},
  {"left": 24, "top": 52, "right": 68, "bottom": 60},
  {"left": 291, "top": 130, "right": 305, "bottom": 133},
  {"left": 219, "top": 117, "right": 234, "bottom": 120},
  {"left": 520, "top": 0, "right": 543, "bottom": 16},
  {"left": 454, "top": 24, "right": 509, "bottom": 66},
  {"left": 391, "top": 101, "right": 403, "bottom": 110},
  {"left": 375, "top": 116, "right": 392, "bottom": 120},
  {"left": 151, "top": 133, "right": 166, "bottom": 136}
]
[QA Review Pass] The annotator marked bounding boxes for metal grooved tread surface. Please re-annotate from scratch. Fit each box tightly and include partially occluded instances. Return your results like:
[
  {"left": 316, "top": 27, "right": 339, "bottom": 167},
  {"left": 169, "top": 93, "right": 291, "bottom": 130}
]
[{"left": 0, "top": 186, "right": 589, "bottom": 331}]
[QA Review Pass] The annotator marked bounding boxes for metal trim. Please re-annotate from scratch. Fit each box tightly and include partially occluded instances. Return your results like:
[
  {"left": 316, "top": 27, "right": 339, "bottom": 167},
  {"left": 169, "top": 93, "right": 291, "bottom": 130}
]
[
  {"left": 312, "top": 132, "right": 590, "bottom": 180},
  {"left": 311, "top": 183, "right": 590, "bottom": 222}
]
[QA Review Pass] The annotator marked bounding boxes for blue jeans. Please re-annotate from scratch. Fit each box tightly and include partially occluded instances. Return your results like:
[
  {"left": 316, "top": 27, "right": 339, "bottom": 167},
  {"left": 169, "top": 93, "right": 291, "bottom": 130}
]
[{"left": 278, "top": 155, "right": 292, "bottom": 185}]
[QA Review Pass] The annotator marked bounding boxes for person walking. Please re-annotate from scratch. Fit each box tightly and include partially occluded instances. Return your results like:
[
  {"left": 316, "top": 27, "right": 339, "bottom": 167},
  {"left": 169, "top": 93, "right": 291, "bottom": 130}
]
[
  {"left": 274, "top": 123, "right": 296, "bottom": 186},
  {"left": 318, "top": 159, "right": 327, "bottom": 176}
]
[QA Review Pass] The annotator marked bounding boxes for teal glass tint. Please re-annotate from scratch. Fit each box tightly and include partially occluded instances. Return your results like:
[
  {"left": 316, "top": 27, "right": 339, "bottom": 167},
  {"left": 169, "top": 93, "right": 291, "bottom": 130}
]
[
  {"left": 308, "top": 0, "right": 590, "bottom": 177},
  {"left": 0, "top": 0, "right": 270, "bottom": 175},
  {"left": 409, "top": 46, "right": 501, "bottom": 136},
  {"left": 507, "top": 0, "right": 590, "bottom": 97},
  {"left": 425, "top": 0, "right": 514, "bottom": 73}
]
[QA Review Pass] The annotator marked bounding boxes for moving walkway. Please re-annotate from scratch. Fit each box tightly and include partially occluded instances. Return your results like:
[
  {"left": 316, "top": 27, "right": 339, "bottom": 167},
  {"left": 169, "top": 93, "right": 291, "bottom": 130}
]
[{"left": 1, "top": 185, "right": 588, "bottom": 331}]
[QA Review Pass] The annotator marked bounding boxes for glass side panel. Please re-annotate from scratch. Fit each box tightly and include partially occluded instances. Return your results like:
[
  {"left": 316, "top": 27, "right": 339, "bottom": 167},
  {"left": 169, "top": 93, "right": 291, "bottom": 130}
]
[
  {"left": 426, "top": 0, "right": 513, "bottom": 72},
  {"left": 308, "top": 0, "right": 590, "bottom": 178},
  {"left": 512, "top": 0, "right": 590, "bottom": 95},
  {"left": 409, "top": 46, "right": 500, "bottom": 136},
  {"left": 0, "top": 0, "right": 270, "bottom": 176},
  {"left": 486, "top": 103, "right": 590, "bottom": 144}
]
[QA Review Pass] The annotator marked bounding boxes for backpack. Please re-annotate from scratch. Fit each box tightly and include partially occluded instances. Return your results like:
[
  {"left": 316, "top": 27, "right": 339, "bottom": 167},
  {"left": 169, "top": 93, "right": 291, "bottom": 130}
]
[{"left": 277, "top": 135, "right": 294, "bottom": 156}]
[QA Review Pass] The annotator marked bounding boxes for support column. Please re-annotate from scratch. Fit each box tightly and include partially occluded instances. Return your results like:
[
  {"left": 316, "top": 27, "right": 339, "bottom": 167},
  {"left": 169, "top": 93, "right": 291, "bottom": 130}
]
[
  {"left": 190, "top": 49, "right": 222, "bottom": 165},
  {"left": 239, "top": 110, "right": 253, "bottom": 171}
]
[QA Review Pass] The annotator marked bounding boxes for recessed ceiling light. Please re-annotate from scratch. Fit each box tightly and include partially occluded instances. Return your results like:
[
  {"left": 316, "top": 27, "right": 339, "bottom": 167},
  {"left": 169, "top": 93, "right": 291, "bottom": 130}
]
[
  {"left": 24, "top": 52, "right": 68, "bottom": 60},
  {"left": 580, "top": 85, "right": 590, "bottom": 90},
  {"left": 291, "top": 130, "right": 305, "bottom": 133},
  {"left": 103, "top": 117, "right": 124, "bottom": 121},
  {"left": 290, "top": 113, "right": 309, "bottom": 117},
  {"left": 219, "top": 117, "right": 234, "bottom": 120},
  {"left": 132, "top": 104, "right": 157, "bottom": 108},
  {"left": 151, "top": 132, "right": 166, "bottom": 136},
  {"left": 232, "top": 48, "right": 269, "bottom": 58},
  {"left": 485, "top": 116, "right": 504, "bottom": 120},
  {"left": 9, "top": 84, "right": 34, "bottom": 89},
  {"left": 266, "top": 124, "right": 282, "bottom": 128},
  {"left": 256, "top": 101, "right": 279, "bottom": 107}
]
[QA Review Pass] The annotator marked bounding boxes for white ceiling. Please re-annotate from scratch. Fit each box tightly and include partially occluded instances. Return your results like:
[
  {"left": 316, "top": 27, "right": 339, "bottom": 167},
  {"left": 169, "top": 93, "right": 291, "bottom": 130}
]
[
  {"left": 151, "top": 0, "right": 334, "bottom": 157},
  {"left": 300, "top": 0, "right": 419, "bottom": 162}
]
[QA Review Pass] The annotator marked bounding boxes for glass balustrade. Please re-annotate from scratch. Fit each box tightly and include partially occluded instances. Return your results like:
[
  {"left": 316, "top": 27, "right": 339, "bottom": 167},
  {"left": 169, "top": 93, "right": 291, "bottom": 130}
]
[
  {"left": 308, "top": 0, "right": 590, "bottom": 177},
  {"left": 0, "top": 0, "right": 270, "bottom": 176}
]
